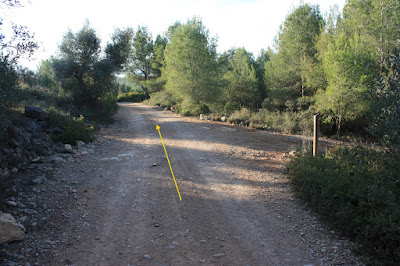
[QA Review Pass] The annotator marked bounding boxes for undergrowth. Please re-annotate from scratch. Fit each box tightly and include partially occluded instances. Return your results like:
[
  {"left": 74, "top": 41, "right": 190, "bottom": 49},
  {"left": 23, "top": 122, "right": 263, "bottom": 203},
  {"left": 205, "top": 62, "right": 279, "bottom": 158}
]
[
  {"left": 117, "top": 91, "right": 147, "bottom": 102},
  {"left": 145, "top": 91, "right": 315, "bottom": 135},
  {"left": 47, "top": 110, "right": 95, "bottom": 145},
  {"left": 288, "top": 147, "right": 400, "bottom": 264}
]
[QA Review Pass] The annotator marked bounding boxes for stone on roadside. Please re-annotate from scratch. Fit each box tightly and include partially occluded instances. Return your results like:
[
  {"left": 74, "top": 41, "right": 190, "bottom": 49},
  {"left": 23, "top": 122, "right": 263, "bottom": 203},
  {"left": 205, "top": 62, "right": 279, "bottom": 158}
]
[
  {"left": 0, "top": 211, "right": 26, "bottom": 244},
  {"left": 221, "top": 116, "right": 227, "bottom": 122},
  {"left": 6, "top": 201, "right": 17, "bottom": 207},
  {"left": 31, "top": 156, "right": 41, "bottom": 163},
  {"left": 200, "top": 114, "right": 209, "bottom": 120},
  {"left": 24, "top": 106, "right": 47, "bottom": 121},
  {"left": 143, "top": 254, "right": 151, "bottom": 260},
  {"left": 32, "top": 175, "right": 47, "bottom": 185},
  {"left": 76, "top": 141, "right": 85, "bottom": 148},
  {"left": 64, "top": 144, "right": 73, "bottom": 153},
  {"left": 1, "top": 168, "right": 10, "bottom": 178}
]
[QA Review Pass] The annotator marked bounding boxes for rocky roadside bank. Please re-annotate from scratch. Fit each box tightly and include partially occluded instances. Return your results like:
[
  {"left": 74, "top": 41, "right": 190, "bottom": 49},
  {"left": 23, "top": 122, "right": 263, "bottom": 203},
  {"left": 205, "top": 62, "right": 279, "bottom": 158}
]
[{"left": 0, "top": 106, "right": 95, "bottom": 265}]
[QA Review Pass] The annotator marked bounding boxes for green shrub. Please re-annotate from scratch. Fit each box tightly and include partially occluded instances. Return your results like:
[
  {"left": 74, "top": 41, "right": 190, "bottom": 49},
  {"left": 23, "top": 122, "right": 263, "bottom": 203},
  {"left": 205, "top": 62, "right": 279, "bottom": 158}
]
[
  {"left": 288, "top": 147, "right": 400, "bottom": 264},
  {"left": 178, "top": 99, "right": 210, "bottom": 117},
  {"left": 117, "top": 91, "right": 147, "bottom": 102},
  {"left": 228, "top": 108, "right": 251, "bottom": 125},
  {"left": 47, "top": 110, "right": 95, "bottom": 145},
  {"left": 369, "top": 49, "right": 400, "bottom": 161},
  {"left": 145, "top": 91, "right": 176, "bottom": 108},
  {"left": 249, "top": 109, "right": 268, "bottom": 129},
  {"left": 224, "top": 101, "right": 240, "bottom": 114}
]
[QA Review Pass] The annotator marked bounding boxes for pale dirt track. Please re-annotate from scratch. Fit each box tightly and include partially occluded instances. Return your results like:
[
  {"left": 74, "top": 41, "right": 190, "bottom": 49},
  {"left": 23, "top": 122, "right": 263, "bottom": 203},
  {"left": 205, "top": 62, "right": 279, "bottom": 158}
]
[{"left": 37, "top": 103, "right": 361, "bottom": 265}]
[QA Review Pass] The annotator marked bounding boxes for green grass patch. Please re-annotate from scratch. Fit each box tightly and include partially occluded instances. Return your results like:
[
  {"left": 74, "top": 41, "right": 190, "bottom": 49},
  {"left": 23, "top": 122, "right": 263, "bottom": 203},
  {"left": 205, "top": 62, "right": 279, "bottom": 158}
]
[{"left": 288, "top": 147, "right": 400, "bottom": 264}]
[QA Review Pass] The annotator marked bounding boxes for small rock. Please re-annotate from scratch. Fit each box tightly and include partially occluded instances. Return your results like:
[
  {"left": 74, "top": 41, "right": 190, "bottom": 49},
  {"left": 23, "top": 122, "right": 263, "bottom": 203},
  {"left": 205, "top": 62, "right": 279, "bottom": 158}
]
[
  {"left": 213, "top": 253, "right": 224, "bottom": 258},
  {"left": 50, "top": 156, "right": 64, "bottom": 164},
  {"left": 0, "top": 211, "right": 26, "bottom": 244},
  {"left": 221, "top": 116, "right": 227, "bottom": 122},
  {"left": 143, "top": 254, "right": 151, "bottom": 260},
  {"left": 168, "top": 245, "right": 175, "bottom": 249},
  {"left": 19, "top": 216, "right": 27, "bottom": 223},
  {"left": 152, "top": 163, "right": 157, "bottom": 167},
  {"left": 25, "top": 106, "right": 47, "bottom": 121},
  {"left": 200, "top": 114, "right": 209, "bottom": 120},
  {"left": 76, "top": 141, "right": 85, "bottom": 148},
  {"left": 64, "top": 144, "right": 73, "bottom": 153},
  {"left": 32, "top": 175, "right": 47, "bottom": 185},
  {"left": 6, "top": 201, "right": 17, "bottom": 207},
  {"left": 11, "top": 167, "right": 18, "bottom": 174},
  {"left": 21, "top": 209, "right": 37, "bottom": 215},
  {"left": 199, "top": 258, "right": 206, "bottom": 263},
  {"left": 1, "top": 168, "right": 10, "bottom": 178},
  {"left": 31, "top": 157, "right": 41, "bottom": 163}
]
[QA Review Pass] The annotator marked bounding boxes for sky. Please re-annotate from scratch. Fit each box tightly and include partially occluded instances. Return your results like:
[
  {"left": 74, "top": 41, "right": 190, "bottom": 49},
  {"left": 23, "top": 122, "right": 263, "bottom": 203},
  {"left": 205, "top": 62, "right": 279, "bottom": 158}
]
[{"left": 2, "top": 0, "right": 347, "bottom": 70}]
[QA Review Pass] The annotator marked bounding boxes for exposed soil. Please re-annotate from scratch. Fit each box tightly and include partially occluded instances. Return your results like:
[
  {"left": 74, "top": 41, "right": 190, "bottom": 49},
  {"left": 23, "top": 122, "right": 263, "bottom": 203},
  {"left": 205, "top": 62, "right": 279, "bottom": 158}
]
[{"left": 1, "top": 103, "right": 364, "bottom": 265}]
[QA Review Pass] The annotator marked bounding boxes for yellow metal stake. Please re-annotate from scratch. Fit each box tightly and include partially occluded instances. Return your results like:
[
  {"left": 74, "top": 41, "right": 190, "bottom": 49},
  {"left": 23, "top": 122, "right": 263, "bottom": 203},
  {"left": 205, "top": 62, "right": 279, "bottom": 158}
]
[{"left": 156, "top": 124, "right": 182, "bottom": 201}]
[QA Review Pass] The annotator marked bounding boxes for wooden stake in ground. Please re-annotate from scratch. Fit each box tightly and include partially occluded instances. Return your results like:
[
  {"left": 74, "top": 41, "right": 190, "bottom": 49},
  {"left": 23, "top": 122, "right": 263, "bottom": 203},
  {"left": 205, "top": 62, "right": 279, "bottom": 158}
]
[{"left": 313, "top": 114, "right": 319, "bottom": 156}]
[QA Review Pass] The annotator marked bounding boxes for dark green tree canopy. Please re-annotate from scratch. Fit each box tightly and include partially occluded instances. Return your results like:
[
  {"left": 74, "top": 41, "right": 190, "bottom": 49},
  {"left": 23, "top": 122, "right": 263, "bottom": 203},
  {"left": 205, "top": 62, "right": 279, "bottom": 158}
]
[
  {"left": 222, "top": 48, "right": 259, "bottom": 111},
  {"left": 265, "top": 3, "right": 324, "bottom": 111},
  {"left": 163, "top": 17, "right": 219, "bottom": 105},
  {"left": 52, "top": 22, "right": 133, "bottom": 106}
]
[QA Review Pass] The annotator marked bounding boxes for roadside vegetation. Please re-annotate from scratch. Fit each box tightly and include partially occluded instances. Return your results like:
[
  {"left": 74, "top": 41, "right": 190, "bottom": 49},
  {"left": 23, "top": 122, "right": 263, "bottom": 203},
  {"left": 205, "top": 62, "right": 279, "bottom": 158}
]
[{"left": 1, "top": 0, "right": 400, "bottom": 263}]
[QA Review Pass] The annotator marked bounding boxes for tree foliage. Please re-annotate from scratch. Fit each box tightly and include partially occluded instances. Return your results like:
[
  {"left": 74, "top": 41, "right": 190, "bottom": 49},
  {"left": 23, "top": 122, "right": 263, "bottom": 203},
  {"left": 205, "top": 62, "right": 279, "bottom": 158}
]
[
  {"left": 52, "top": 22, "right": 133, "bottom": 108},
  {"left": 163, "top": 18, "right": 220, "bottom": 105},
  {"left": 265, "top": 4, "right": 324, "bottom": 110},
  {"left": 369, "top": 49, "right": 400, "bottom": 158},
  {"left": 0, "top": 0, "right": 38, "bottom": 92},
  {"left": 222, "top": 48, "right": 259, "bottom": 111},
  {"left": 316, "top": 31, "right": 378, "bottom": 131},
  {"left": 127, "top": 26, "right": 154, "bottom": 97}
]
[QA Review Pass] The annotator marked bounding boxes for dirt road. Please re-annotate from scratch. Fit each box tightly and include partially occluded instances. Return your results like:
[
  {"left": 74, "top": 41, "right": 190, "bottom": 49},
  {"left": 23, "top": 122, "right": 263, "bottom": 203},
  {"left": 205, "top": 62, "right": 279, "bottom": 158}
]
[{"left": 2, "top": 103, "right": 362, "bottom": 265}]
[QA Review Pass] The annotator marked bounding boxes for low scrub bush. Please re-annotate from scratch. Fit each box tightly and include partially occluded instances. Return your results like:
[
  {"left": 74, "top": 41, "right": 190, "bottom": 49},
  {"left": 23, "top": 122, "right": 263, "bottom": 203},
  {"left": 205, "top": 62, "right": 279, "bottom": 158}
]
[
  {"left": 47, "top": 110, "right": 95, "bottom": 145},
  {"left": 228, "top": 108, "right": 251, "bottom": 125},
  {"left": 177, "top": 99, "right": 210, "bottom": 117},
  {"left": 226, "top": 108, "right": 314, "bottom": 135},
  {"left": 144, "top": 91, "right": 176, "bottom": 108},
  {"left": 288, "top": 147, "right": 400, "bottom": 264},
  {"left": 117, "top": 91, "right": 147, "bottom": 102}
]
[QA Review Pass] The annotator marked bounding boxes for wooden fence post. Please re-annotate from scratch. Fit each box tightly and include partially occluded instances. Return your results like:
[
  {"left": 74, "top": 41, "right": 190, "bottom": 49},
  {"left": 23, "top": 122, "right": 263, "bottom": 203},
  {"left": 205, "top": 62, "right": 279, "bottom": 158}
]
[{"left": 313, "top": 114, "right": 319, "bottom": 156}]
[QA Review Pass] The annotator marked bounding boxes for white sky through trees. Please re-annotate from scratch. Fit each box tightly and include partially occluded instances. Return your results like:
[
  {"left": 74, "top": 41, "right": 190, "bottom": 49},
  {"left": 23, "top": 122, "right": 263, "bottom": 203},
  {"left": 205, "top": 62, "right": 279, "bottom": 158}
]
[{"left": 4, "top": 0, "right": 346, "bottom": 70}]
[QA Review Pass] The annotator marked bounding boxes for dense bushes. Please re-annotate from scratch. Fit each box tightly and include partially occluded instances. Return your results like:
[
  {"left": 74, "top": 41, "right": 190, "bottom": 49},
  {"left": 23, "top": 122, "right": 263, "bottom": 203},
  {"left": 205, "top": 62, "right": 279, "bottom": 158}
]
[
  {"left": 117, "top": 91, "right": 147, "bottom": 102},
  {"left": 288, "top": 147, "right": 400, "bottom": 264},
  {"left": 47, "top": 110, "right": 95, "bottom": 145},
  {"left": 143, "top": 90, "right": 176, "bottom": 108}
]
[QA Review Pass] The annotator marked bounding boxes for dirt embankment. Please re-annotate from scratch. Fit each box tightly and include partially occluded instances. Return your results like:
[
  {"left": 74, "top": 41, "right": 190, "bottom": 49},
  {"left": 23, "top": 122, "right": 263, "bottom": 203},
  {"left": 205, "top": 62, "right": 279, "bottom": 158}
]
[{"left": 1, "top": 103, "right": 363, "bottom": 265}]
